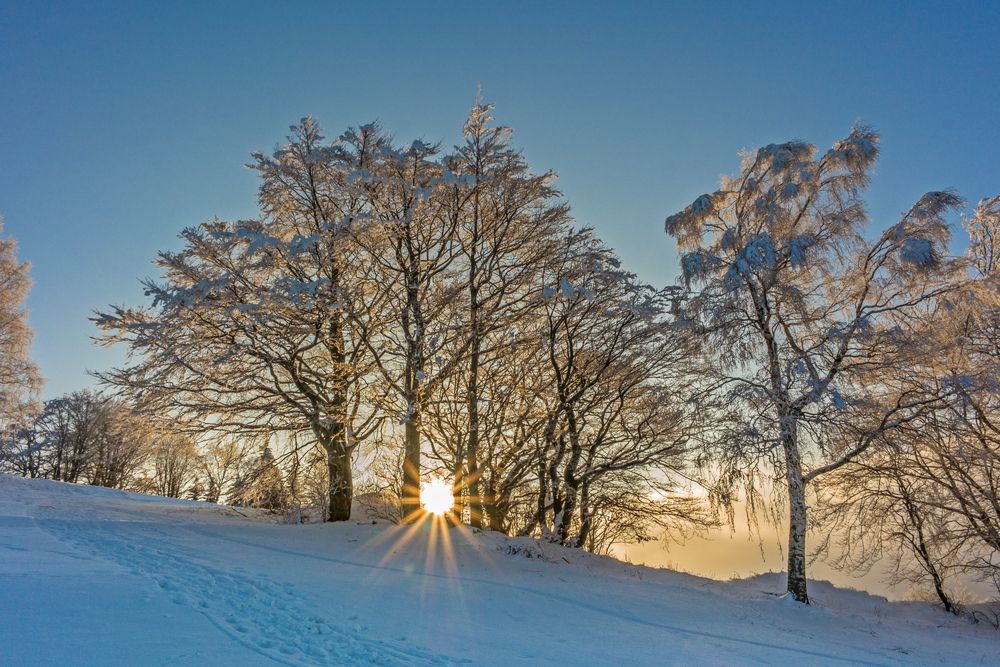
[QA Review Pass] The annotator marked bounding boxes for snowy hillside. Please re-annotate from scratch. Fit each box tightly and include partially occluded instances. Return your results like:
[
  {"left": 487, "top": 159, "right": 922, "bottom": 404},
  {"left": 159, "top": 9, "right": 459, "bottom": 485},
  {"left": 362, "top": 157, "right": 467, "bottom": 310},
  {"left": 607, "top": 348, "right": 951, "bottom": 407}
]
[{"left": 1, "top": 475, "right": 996, "bottom": 666}]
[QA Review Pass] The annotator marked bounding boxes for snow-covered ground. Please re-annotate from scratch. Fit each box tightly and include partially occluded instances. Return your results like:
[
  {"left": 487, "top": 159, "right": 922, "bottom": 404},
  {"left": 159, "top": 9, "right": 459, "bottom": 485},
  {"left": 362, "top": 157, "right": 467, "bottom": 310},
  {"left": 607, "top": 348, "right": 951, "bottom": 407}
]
[{"left": 1, "top": 475, "right": 996, "bottom": 666}]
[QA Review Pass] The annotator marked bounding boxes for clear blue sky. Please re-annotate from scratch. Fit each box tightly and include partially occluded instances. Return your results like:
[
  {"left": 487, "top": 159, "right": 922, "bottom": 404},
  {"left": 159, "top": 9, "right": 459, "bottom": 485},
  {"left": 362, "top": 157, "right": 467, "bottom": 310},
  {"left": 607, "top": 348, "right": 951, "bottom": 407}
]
[{"left": 2, "top": 0, "right": 998, "bottom": 398}]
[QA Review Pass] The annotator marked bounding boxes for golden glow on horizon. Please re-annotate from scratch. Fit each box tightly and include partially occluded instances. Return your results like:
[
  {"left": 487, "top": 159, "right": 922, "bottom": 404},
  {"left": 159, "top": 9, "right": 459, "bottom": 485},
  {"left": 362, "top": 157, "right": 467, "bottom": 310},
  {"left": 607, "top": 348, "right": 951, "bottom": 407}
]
[{"left": 420, "top": 477, "right": 454, "bottom": 516}]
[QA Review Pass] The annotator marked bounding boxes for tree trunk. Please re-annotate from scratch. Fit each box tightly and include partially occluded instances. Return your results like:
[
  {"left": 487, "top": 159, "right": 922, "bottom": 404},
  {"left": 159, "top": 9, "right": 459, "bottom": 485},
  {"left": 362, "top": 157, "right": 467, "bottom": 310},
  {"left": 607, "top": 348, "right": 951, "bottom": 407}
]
[
  {"left": 452, "top": 457, "right": 466, "bottom": 520},
  {"left": 782, "top": 415, "right": 809, "bottom": 604},
  {"left": 557, "top": 408, "right": 583, "bottom": 545},
  {"left": 534, "top": 454, "right": 548, "bottom": 533},
  {"left": 401, "top": 250, "right": 424, "bottom": 523},
  {"left": 466, "top": 135, "right": 484, "bottom": 528},
  {"left": 786, "top": 480, "right": 809, "bottom": 604},
  {"left": 402, "top": 410, "right": 422, "bottom": 522},
  {"left": 899, "top": 485, "right": 956, "bottom": 614},
  {"left": 466, "top": 279, "right": 484, "bottom": 528},
  {"left": 326, "top": 448, "right": 353, "bottom": 522},
  {"left": 928, "top": 554, "right": 956, "bottom": 614},
  {"left": 575, "top": 481, "right": 593, "bottom": 549},
  {"left": 484, "top": 485, "right": 504, "bottom": 534},
  {"left": 324, "top": 305, "right": 352, "bottom": 522},
  {"left": 467, "top": 441, "right": 482, "bottom": 527}
]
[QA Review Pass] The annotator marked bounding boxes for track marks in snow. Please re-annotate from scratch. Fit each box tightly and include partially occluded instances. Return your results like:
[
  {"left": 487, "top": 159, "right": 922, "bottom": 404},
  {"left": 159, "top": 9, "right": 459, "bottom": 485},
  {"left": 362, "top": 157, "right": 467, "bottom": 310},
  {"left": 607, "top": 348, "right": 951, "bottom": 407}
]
[
  {"left": 38, "top": 516, "right": 461, "bottom": 667},
  {"left": 186, "top": 526, "right": 894, "bottom": 666}
]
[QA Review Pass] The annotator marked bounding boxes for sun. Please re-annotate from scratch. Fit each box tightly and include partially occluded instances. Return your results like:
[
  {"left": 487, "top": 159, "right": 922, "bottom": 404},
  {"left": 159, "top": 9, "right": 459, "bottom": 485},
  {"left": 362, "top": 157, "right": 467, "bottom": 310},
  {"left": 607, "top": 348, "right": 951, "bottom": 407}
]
[{"left": 420, "top": 477, "right": 454, "bottom": 516}]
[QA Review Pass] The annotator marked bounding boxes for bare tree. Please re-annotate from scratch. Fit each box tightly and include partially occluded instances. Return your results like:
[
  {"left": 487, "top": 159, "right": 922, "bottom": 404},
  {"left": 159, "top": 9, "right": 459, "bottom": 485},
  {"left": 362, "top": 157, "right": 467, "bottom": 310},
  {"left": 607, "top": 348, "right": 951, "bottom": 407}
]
[
  {"left": 197, "top": 438, "right": 251, "bottom": 504},
  {"left": 36, "top": 391, "right": 105, "bottom": 482},
  {"left": 439, "top": 99, "right": 571, "bottom": 526},
  {"left": 819, "top": 426, "right": 963, "bottom": 613},
  {"left": 819, "top": 193, "right": 1000, "bottom": 612},
  {"left": 1, "top": 390, "right": 150, "bottom": 492},
  {"left": 85, "top": 400, "right": 151, "bottom": 490},
  {"left": 92, "top": 107, "right": 713, "bottom": 552},
  {"left": 150, "top": 433, "right": 199, "bottom": 498}
]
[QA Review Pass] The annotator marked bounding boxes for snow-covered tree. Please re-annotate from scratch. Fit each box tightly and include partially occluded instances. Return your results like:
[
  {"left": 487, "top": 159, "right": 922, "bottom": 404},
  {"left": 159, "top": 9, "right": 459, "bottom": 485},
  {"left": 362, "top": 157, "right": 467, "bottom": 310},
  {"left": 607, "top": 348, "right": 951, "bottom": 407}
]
[
  {"left": 824, "top": 195, "right": 1000, "bottom": 611},
  {"left": 522, "top": 231, "right": 709, "bottom": 546},
  {"left": 0, "top": 220, "right": 42, "bottom": 435},
  {"left": 424, "top": 99, "right": 571, "bottom": 526},
  {"left": 96, "top": 120, "right": 385, "bottom": 521},
  {"left": 965, "top": 195, "right": 1000, "bottom": 277},
  {"left": 94, "top": 106, "right": 713, "bottom": 543},
  {"left": 343, "top": 127, "right": 466, "bottom": 519},
  {"left": 665, "top": 127, "right": 964, "bottom": 603},
  {"left": 196, "top": 438, "right": 252, "bottom": 504},
  {"left": 84, "top": 400, "right": 152, "bottom": 490},
  {"left": 1, "top": 390, "right": 152, "bottom": 491}
]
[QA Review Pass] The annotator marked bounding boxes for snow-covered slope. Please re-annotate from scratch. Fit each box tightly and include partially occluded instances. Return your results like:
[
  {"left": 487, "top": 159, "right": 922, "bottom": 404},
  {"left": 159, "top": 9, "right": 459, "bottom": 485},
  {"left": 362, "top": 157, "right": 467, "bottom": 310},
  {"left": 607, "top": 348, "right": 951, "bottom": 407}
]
[{"left": 1, "top": 475, "right": 996, "bottom": 666}]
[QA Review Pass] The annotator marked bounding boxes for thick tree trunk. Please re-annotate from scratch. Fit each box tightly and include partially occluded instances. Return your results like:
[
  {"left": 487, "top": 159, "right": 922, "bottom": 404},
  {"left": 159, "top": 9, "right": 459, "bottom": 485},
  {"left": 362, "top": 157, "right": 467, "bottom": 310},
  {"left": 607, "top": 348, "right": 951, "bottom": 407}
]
[
  {"left": 786, "top": 479, "right": 809, "bottom": 604},
  {"left": 319, "top": 303, "right": 353, "bottom": 522},
  {"left": 557, "top": 490, "right": 577, "bottom": 543},
  {"left": 326, "top": 448, "right": 353, "bottom": 522},
  {"left": 452, "top": 458, "right": 465, "bottom": 520},
  {"left": 401, "top": 251, "right": 424, "bottom": 523},
  {"left": 402, "top": 411, "right": 422, "bottom": 522},
  {"left": 466, "top": 142, "right": 484, "bottom": 529},
  {"left": 782, "top": 415, "right": 809, "bottom": 604}
]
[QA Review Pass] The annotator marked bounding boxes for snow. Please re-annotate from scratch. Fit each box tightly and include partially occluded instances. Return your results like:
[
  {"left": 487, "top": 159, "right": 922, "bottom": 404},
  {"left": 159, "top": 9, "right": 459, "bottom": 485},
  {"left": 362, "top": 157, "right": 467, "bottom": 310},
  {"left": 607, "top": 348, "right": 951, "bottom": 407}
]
[
  {"left": 900, "top": 236, "right": 935, "bottom": 267},
  {"left": 1, "top": 475, "right": 997, "bottom": 666}
]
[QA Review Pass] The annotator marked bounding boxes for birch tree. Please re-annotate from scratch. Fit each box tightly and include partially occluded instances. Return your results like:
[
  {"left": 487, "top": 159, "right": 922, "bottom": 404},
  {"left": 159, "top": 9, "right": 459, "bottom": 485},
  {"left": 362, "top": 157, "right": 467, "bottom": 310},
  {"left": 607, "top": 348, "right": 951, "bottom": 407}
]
[{"left": 665, "top": 127, "right": 964, "bottom": 603}]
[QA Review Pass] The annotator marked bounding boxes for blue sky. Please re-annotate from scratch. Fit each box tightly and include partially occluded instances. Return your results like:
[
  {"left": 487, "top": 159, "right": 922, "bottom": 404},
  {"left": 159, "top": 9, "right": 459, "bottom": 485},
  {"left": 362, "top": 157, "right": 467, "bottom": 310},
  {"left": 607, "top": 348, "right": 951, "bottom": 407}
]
[{"left": 2, "top": 0, "right": 999, "bottom": 398}]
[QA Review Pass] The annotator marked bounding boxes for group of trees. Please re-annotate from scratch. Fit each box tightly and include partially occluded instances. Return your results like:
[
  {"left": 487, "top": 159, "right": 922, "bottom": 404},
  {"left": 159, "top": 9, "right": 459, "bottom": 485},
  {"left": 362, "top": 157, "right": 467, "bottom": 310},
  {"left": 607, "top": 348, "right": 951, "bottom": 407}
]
[
  {"left": 2, "top": 101, "right": 999, "bottom": 612},
  {"left": 0, "top": 389, "right": 322, "bottom": 512},
  {"left": 89, "top": 101, "right": 711, "bottom": 553},
  {"left": 3, "top": 390, "right": 149, "bottom": 488}
]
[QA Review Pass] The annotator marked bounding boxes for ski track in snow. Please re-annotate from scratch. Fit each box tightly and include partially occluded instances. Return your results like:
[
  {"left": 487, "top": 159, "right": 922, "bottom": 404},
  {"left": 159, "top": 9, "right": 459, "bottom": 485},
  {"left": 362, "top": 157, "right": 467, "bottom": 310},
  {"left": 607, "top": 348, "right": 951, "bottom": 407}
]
[
  {"left": 36, "top": 510, "right": 465, "bottom": 667},
  {"left": 42, "top": 506, "right": 902, "bottom": 666},
  {"left": 181, "top": 526, "right": 893, "bottom": 666}
]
